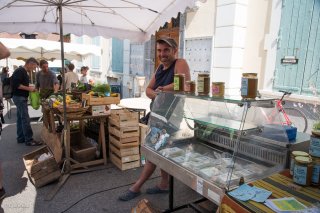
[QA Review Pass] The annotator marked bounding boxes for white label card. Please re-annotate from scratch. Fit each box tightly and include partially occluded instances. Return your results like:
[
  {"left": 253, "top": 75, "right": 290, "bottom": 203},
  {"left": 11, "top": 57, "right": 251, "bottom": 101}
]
[{"left": 196, "top": 177, "right": 204, "bottom": 195}]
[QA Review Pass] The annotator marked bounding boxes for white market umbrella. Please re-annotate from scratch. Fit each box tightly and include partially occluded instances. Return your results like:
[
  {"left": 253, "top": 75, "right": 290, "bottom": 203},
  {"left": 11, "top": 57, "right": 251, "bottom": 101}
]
[
  {"left": 0, "top": 38, "right": 101, "bottom": 61},
  {"left": 0, "top": 0, "right": 197, "bottom": 131},
  {"left": 0, "top": 1, "right": 199, "bottom": 184}
]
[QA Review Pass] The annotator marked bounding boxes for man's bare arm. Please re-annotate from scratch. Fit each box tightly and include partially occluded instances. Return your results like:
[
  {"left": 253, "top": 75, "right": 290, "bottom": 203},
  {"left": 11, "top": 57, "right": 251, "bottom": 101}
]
[
  {"left": 146, "top": 73, "right": 157, "bottom": 100},
  {"left": 0, "top": 42, "right": 10, "bottom": 60}
]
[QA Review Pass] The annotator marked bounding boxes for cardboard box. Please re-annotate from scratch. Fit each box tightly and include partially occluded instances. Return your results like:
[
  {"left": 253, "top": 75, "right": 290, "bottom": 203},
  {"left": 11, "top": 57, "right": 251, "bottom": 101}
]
[
  {"left": 131, "top": 199, "right": 160, "bottom": 213},
  {"left": 90, "top": 105, "right": 111, "bottom": 116},
  {"left": 23, "top": 146, "right": 61, "bottom": 188}
]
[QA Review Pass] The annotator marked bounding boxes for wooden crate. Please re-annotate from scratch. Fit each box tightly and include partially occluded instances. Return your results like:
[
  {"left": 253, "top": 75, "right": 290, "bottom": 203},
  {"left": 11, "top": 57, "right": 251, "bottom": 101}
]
[
  {"left": 23, "top": 146, "right": 61, "bottom": 188},
  {"left": 82, "top": 93, "right": 120, "bottom": 106},
  {"left": 139, "top": 123, "right": 149, "bottom": 145},
  {"left": 110, "top": 151, "right": 140, "bottom": 171},
  {"left": 110, "top": 143, "right": 139, "bottom": 157},
  {"left": 109, "top": 134, "right": 139, "bottom": 148},
  {"left": 108, "top": 123, "right": 139, "bottom": 139},
  {"left": 110, "top": 109, "right": 139, "bottom": 127}
]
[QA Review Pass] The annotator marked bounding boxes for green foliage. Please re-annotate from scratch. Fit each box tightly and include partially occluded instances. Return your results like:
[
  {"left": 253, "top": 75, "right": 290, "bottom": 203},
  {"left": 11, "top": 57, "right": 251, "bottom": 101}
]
[
  {"left": 313, "top": 121, "right": 320, "bottom": 130},
  {"left": 92, "top": 83, "right": 110, "bottom": 94}
]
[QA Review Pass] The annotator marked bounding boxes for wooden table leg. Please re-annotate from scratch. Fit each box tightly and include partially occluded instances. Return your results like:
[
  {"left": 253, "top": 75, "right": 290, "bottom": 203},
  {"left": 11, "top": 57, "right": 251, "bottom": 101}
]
[{"left": 100, "top": 118, "right": 107, "bottom": 165}]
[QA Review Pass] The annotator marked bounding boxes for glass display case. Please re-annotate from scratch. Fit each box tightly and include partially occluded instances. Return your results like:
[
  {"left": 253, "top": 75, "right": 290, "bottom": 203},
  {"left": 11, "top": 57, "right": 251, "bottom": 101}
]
[{"left": 141, "top": 92, "right": 293, "bottom": 204}]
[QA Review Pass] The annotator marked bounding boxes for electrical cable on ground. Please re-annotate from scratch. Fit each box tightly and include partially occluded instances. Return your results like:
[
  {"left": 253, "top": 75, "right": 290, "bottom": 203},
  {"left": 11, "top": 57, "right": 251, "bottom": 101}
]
[{"left": 60, "top": 175, "right": 161, "bottom": 213}]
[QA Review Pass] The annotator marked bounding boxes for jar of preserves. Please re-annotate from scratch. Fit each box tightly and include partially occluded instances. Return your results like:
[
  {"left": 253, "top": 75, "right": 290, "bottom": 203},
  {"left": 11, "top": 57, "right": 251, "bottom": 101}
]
[
  {"left": 311, "top": 156, "right": 320, "bottom": 186},
  {"left": 241, "top": 73, "right": 258, "bottom": 99},
  {"left": 212, "top": 82, "right": 225, "bottom": 98},
  {"left": 290, "top": 151, "right": 309, "bottom": 176},
  {"left": 293, "top": 156, "right": 313, "bottom": 186},
  {"left": 174, "top": 74, "right": 185, "bottom": 92},
  {"left": 197, "top": 73, "right": 210, "bottom": 96},
  {"left": 310, "top": 134, "right": 320, "bottom": 157},
  {"left": 185, "top": 81, "right": 195, "bottom": 94}
]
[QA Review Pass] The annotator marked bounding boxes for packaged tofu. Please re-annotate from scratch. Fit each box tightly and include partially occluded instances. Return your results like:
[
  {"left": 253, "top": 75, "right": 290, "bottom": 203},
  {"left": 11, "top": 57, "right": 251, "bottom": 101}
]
[
  {"left": 159, "top": 147, "right": 185, "bottom": 158},
  {"left": 216, "top": 173, "right": 239, "bottom": 185},
  {"left": 199, "top": 166, "right": 221, "bottom": 179}
]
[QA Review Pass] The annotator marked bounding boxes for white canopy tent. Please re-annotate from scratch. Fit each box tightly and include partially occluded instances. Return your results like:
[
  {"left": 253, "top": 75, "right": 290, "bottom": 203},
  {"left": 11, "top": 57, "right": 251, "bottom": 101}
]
[
  {"left": 0, "top": 1, "right": 200, "bottom": 182},
  {"left": 0, "top": 38, "right": 101, "bottom": 61},
  {"left": 0, "top": 0, "right": 198, "bottom": 42}
]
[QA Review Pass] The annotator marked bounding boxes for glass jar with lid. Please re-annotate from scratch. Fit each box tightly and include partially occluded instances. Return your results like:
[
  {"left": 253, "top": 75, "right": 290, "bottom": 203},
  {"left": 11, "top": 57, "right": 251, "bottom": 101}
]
[
  {"left": 293, "top": 156, "right": 313, "bottom": 186},
  {"left": 174, "top": 74, "right": 185, "bottom": 92},
  {"left": 197, "top": 73, "right": 210, "bottom": 96},
  {"left": 290, "top": 151, "right": 309, "bottom": 175},
  {"left": 185, "top": 81, "right": 195, "bottom": 94},
  {"left": 241, "top": 73, "right": 258, "bottom": 99},
  {"left": 212, "top": 82, "right": 225, "bottom": 98}
]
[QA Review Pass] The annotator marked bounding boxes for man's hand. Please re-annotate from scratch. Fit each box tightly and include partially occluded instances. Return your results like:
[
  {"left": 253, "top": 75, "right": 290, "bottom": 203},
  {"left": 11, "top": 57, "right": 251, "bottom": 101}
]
[
  {"left": 155, "top": 86, "right": 164, "bottom": 92},
  {"left": 29, "top": 86, "right": 36, "bottom": 92}
]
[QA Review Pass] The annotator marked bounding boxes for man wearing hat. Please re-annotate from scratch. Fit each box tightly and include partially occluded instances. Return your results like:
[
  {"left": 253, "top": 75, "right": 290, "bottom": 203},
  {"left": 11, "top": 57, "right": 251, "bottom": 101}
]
[{"left": 119, "top": 37, "right": 191, "bottom": 201}]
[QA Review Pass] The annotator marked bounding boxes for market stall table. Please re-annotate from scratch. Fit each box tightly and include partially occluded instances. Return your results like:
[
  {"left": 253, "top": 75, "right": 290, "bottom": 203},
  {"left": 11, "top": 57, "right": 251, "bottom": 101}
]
[
  {"left": 41, "top": 103, "right": 109, "bottom": 170},
  {"left": 220, "top": 170, "right": 320, "bottom": 212}
]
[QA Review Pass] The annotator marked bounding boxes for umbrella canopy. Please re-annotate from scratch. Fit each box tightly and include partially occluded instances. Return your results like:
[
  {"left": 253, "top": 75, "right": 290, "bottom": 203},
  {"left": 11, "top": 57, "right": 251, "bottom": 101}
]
[
  {"left": 0, "top": 0, "right": 198, "bottom": 159},
  {"left": 0, "top": 0, "right": 197, "bottom": 42},
  {"left": 0, "top": 38, "right": 101, "bottom": 61}
]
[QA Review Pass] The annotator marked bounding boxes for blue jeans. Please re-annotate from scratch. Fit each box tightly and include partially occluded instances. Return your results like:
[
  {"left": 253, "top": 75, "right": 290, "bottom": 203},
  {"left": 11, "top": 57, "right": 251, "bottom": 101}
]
[{"left": 12, "top": 95, "right": 33, "bottom": 143}]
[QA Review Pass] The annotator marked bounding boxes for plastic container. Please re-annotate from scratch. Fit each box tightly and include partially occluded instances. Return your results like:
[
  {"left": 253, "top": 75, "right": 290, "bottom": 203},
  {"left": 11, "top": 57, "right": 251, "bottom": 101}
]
[{"left": 284, "top": 125, "right": 297, "bottom": 141}]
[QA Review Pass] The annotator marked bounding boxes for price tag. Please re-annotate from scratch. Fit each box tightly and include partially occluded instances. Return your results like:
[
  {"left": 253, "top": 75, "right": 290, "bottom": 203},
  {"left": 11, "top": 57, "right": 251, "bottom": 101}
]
[{"left": 196, "top": 177, "right": 204, "bottom": 195}]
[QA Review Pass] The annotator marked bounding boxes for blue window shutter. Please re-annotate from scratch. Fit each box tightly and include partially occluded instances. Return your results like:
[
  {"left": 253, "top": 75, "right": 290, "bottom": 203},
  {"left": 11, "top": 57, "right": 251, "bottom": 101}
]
[
  {"left": 112, "top": 38, "right": 124, "bottom": 72},
  {"left": 274, "top": 0, "right": 319, "bottom": 95}
]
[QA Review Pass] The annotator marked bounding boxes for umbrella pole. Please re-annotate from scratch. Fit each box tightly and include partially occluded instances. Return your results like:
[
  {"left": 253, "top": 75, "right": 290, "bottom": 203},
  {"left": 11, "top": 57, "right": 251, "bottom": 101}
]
[{"left": 58, "top": 5, "right": 69, "bottom": 171}]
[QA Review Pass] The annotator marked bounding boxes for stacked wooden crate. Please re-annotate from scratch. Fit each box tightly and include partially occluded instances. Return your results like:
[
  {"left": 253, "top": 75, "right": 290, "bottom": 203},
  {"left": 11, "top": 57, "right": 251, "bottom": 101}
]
[{"left": 109, "top": 109, "right": 140, "bottom": 170}]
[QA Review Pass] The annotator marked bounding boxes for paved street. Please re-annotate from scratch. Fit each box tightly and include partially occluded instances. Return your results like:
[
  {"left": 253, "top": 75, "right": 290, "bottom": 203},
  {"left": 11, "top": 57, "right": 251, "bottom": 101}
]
[{"left": 0, "top": 103, "right": 202, "bottom": 213}]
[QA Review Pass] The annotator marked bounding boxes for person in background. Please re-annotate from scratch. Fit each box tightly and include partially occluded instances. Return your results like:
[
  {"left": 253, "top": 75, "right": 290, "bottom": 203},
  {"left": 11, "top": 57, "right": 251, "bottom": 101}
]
[
  {"left": 35, "top": 60, "right": 59, "bottom": 99},
  {"left": 1, "top": 66, "right": 9, "bottom": 83},
  {"left": 119, "top": 37, "right": 191, "bottom": 201},
  {"left": 57, "top": 67, "right": 67, "bottom": 90},
  {"left": 0, "top": 41, "right": 11, "bottom": 200},
  {"left": 64, "top": 63, "right": 79, "bottom": 91},
  {"left": 79, "top": 66, "right": 89, "bottom": 84},
  {"left": 11, "top": 57, "right": 42, "bottom": 146}
]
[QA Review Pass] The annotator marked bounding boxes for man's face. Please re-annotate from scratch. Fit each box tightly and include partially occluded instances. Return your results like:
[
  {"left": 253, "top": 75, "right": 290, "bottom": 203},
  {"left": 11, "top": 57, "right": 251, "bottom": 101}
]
[
  {"left": 26, "top": 62, "right": 38, "bottom": 72},
  {"left": 156, "top": 43, "right": 176, "bottom": 64},
  {"left": 41, "top": 63, "right": 49, "bottom": 73}
]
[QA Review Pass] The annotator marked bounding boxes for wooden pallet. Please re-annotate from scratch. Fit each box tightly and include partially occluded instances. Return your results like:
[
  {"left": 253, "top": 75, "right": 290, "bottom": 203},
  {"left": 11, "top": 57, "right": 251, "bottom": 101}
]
[
  {"left": 109, "top": 109, "right": 139, "bottom": 127},
  {"left": 108, "top": 123, "right": 139, "bottom": 138},
  {"left": 109, "top": 143, "right": 139, "bottom": 157},
  {"left": 110, "top": 151, "right": 140, "bottom": 171},
  {"left": 109, "top": 134, "right": 139, "bottom": 148}
]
